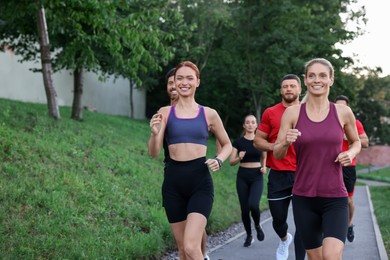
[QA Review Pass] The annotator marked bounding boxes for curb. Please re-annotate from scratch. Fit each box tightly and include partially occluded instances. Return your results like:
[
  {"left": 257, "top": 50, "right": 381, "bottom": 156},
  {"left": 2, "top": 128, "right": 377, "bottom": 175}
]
[{"left": 366, "top": 186, "right": 389, "bottom": 260}]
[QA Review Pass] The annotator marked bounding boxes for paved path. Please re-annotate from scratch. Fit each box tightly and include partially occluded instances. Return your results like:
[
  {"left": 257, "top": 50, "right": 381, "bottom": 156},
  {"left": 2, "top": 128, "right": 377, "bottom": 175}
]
[{"left": 208, "top": 185, "right": 388, "bottom": 260}]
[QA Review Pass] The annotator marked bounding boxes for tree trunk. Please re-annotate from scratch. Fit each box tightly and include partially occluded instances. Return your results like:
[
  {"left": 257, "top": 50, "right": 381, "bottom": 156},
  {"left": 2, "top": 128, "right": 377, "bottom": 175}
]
[
  {"left": 37, "top": 5, "right": 60, "bottom": 119},
  {"left": 256, "top": 104, "right": 262, "bottom": 123},
  {"left": 129, "top": 80, "right": 134, "bottom": 119},
  {"left": 71, "top": 67, "right": 84, "bottom": 120}
]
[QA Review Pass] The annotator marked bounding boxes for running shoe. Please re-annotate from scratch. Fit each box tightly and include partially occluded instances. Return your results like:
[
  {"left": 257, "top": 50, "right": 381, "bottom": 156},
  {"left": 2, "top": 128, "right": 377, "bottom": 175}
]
[
  {"left": 276, "top": 233, "right": 292, "bottom": 260},
  {"left": 347, "top": 225, "right": 355, "bottom": 242},
  {"left": 243, "top": 235, "right": 254, "bottom": 247},
  {"left": 255, "top": 225, "right": 265, "bottom": 241}
]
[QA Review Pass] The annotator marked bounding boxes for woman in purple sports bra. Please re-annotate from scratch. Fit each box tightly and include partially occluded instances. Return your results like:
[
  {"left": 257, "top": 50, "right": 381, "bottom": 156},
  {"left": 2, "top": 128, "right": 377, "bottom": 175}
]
[
  {"left": 148, "top": 61, "right": 232, "bottom": 260},
  {"left": 273, "top": 58, "right": 361, "bottom": 259}
]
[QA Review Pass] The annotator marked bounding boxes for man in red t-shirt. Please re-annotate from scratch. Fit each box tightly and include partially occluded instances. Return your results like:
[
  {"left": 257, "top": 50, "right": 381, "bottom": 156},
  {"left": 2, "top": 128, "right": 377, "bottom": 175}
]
[
  {"left": 254, "top": 74, "right": 305, "bottom": 260},
  {"left": 335, "top": 95, "right": 369, "bottom": 243}
]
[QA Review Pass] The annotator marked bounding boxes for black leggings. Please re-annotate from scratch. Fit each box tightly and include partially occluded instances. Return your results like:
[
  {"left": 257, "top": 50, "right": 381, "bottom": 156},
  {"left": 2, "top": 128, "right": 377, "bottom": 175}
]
[
  {"left": 292, "top": 195, "right": 348, "bottom": 249},
  {"left": 268, "top": 198, "right": 306, "bottom": 259},
  {"left": 268, "top": 197, "right": 291, "bottom": 238},
  {"left": 162, "top": 157, "right": 214, "bottom": 223},
  {"left": 267, "top": 169, "right": 306, "bottom": 260},
  {"left": 236, "top": 167, "right": 264, "bottom": 235}
]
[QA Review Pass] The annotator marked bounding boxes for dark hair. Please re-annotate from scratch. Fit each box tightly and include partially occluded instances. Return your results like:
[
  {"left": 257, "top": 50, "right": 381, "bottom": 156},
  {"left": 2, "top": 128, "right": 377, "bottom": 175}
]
[
  {"left": 280, "top": 74, "right": 301, "bottom": 87},
  {"left": 335, "top": 95, "right": 350, "bottom": 105},
  {"left": 165, "top": 68, "right": 176, "bottom": 83},
  {"left": 175, "top": 61, "right": 200, "bottom": 79}
]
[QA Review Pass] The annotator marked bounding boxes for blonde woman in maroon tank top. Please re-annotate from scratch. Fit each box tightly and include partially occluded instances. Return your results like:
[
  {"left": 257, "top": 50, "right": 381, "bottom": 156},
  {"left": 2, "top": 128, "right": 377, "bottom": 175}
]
[{"left": 273, "top": 58, "right": 361, "bottom": 260}]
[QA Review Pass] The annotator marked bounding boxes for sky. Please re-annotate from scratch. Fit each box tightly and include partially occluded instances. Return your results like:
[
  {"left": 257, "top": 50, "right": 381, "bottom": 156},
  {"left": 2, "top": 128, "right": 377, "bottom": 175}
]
[{"left": 339, "top": 0, "right": 390, "bottom": 76}]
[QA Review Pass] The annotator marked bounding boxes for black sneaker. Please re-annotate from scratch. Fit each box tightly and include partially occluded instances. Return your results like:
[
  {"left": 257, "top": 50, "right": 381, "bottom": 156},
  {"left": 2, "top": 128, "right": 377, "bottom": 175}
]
[
  {"left": 255, "top": 225, "right": 265, "bottom": 241},
  {"left": 347, "top": 225, "right": 355, "bottom": 242},
  {"left": 243, "top": 235, "right": 254, "bottom": 247}
]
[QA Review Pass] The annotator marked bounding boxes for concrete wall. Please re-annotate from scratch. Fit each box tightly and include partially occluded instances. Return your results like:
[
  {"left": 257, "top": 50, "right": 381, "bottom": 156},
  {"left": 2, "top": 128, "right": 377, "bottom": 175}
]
[{"left": 0, "top": 49, "right": 145, "bottom": 119}]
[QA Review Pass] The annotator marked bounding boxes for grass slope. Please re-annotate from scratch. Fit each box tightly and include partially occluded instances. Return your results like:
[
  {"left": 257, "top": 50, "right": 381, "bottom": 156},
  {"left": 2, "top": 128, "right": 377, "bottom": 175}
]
[{"left": 1, "top": 98, "right": 269, "bottom": 259}]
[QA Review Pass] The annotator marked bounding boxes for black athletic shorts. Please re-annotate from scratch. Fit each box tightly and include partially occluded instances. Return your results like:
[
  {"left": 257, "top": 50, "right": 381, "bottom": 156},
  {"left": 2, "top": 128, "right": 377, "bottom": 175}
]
[
  {"left": 267, "top": 169, "right": 295, "bottom": 200},
  {"left": 342, "top": 166, "right": 357, "bottom": 196},
  {"left": 162, "top": 157, "right": 214, "bottom": 223},
  {"left": 292, "top": 195, "right": 348, "bottom": 249}
]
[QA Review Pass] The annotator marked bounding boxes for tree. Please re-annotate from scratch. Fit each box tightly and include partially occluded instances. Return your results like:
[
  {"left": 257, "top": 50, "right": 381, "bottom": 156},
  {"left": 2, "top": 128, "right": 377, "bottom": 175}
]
[
  {"left": 357, "top": 73, "right": 390, "bottom": 144},
  {"left": 209, "top": 0, "right": 366, "bottom": 136},
  {"left": 98, "top": 0, "right": 190, "bottom": 119},
  {"left": 1, "top": 0, "right": 189, "bottom": 120},
  {"left": 145, "top": 0, "right": 367, "bottom": 137},
  {"left": 37, "top": 5, "right": 60, "bottom": 119},
  {"left": 1, "top": 1, "right": 60, "bottom": 119}
]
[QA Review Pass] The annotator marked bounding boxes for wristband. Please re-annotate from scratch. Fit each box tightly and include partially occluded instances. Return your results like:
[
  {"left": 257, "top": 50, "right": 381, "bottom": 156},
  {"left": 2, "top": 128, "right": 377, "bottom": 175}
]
[{"left": 214, "top": 157, "right": 223, "bottom": 169}]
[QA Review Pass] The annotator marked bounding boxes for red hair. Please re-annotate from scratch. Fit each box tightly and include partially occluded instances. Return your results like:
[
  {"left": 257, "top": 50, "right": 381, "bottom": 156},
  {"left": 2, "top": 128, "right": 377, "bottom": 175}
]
[{"left": 175, "top": 61, "right": 200, "bottom": 79}]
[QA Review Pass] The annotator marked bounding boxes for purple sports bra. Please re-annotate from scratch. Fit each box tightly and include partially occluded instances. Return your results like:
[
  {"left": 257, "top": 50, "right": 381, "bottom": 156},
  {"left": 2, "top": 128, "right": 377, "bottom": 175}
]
[{"left": 165, "top": 105, "right": 209, "bottom": 146}]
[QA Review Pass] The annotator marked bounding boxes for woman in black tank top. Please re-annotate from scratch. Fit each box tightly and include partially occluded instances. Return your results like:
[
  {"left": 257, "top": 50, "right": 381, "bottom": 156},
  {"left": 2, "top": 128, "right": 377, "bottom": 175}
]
[{"left": 230, "top": 115, "right": 267, "bottom": 247}]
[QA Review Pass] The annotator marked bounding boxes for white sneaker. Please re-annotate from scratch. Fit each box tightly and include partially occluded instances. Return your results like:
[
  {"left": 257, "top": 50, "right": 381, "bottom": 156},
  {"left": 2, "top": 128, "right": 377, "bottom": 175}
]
[
  {"left": 276, "top": 233, "right": 292, "bottom": 260},
  {"left": 204, "top": 254, "right": 210, "bottom": 260}
]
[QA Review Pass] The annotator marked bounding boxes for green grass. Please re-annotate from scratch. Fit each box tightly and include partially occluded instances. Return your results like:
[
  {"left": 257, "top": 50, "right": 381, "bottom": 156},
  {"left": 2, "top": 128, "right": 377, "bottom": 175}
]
[
  {"left": 358, "top": 166, "right": 390, "bottom": 183},
  {"left": 370, "top": 186, "right": 390, "bottom": 257},
  {"left": 358, "top": 166, "right": 390, "bottom": 256},
  {"left": 0, "top": 98, "right": 268, "bottom": 259}
]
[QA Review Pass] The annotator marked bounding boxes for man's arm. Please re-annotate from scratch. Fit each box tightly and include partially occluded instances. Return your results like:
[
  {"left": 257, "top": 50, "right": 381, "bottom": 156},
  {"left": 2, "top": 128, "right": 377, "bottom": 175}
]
[
  {"left": 254, "top": 130, "right": 273, "bottom": 151},
  {"left": 359, "top": 133, "right": 369, "bottom": 148},
  {"left": 356, "top": 120, "right": 369, "bottom": 148}
]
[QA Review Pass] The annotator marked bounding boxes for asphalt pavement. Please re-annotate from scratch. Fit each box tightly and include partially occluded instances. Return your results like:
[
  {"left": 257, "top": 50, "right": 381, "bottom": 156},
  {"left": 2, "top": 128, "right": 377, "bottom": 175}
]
[{"left": 208, "top": 185, "right": 388, "bottom": 260}]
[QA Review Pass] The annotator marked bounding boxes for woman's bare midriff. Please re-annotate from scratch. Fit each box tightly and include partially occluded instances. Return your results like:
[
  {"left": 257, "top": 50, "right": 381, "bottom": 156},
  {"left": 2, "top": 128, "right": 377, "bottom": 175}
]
[
  {"left": 169, "top": 143, "right": 207, "bottom": 161},
  {"left": 239, "top": 162, "right": 262, "bottom": 168}
]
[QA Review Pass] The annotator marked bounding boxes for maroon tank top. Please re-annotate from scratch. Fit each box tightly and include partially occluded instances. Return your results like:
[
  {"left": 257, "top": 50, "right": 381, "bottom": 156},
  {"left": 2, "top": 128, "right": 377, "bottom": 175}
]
[{"left": 293, "top": 102, "right": 347, "bottom": 197}]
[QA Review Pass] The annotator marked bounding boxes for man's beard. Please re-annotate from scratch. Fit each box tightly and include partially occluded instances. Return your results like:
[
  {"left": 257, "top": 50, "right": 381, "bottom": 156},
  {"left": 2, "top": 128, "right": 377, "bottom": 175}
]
[{"left": 282, "top": 94, "right": 299, "bottom": 104}]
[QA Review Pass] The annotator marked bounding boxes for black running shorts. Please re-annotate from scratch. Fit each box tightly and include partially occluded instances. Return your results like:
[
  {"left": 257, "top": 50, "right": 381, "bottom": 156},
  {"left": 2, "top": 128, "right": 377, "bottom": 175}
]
[
  {"left": 342, "top": 166, "right": 357, "bottom": 196},
  {"left": 162, "top": 157, "right": 214, "bottom": 223}
]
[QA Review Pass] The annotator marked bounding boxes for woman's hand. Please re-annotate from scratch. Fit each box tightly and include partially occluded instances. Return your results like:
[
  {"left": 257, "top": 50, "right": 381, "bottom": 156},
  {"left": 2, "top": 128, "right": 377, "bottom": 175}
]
[
  {"left": 335, "top": 151, "right": 354, "bottom": 166},
  {"left": 284, "top": 129, "right": 301, "bottom": 146},
  {"left": 238, "top": 151, "right": 246, "bottom": 160},
  {"left": 205, "top": 158, "right": 221, "bottom": 172},
  {"left": 150, "top": 113, "right": 163, "bottom": 136}
]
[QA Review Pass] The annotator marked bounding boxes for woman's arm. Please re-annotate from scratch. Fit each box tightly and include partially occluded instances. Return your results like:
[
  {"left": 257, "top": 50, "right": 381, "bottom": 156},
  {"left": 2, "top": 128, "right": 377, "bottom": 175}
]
[
  {"left": 229, "top": 147, "right": 241, "bottom": 166},
  {"left": 206, "top": 108, "right": 232, "bottom": 171},
  {"left": 147, "top": 107, "right": 168, "bottom": 157},
  {"left": 260, "top": 151, "right": 267, "bottom": 174},
  {"left": 229, "top": 147, "right": 246, "bottom": 166},
  {"left": 335, "top": 106, "right": 361, "bottom": 165}
]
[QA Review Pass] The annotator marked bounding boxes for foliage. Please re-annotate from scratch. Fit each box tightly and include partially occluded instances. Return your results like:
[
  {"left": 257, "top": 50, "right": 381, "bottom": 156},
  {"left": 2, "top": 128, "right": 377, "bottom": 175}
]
[
  {"left": 0, "top": 98, "right": 250, "bottom": 259},
  {"left": 0, "top": 0, "right": 192, "bottom": 120},
  {"left": 357, "top": 74, "right": 390, "bottom": 144},
  {"left": 145, "top": 0, "right": 367, "bottom": 137},
  {"left": 3, "top": 0, "right": 388, "bottom": 140},
  {"left": 0, "top": 0, "right": 188, "bottom": 85}
]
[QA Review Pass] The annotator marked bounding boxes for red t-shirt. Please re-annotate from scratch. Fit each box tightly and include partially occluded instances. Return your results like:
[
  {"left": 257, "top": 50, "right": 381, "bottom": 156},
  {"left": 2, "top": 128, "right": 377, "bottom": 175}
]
[
  {"left": 257, "top": 102, "right": 296, "bottom": 171},
  {"left": 342, "top": 119, "right": 365, "bottom": 166}
]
